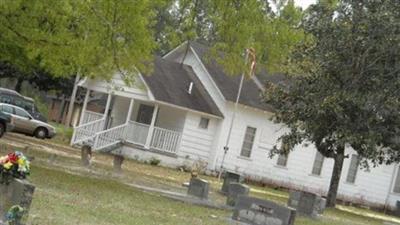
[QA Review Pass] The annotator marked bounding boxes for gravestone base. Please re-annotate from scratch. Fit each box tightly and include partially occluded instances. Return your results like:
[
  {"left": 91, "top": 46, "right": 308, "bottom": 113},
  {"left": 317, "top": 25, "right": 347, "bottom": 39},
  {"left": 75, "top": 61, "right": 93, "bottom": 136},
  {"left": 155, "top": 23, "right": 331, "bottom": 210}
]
[
  {"left": 81, "top": 145, "right": 92, "bottom": 167},
  {"left": 0, "top": 179, "right": 35, "bottom": 225},
  {"left": 233, "top": 196, "right": 296, "bottom": 225},
  {"left": 222, "top": 172, "right": 243, "bottom": 195},
  {"left": 113, "top": 155, "right": 124, "bottom": 172},
  {"left": 187, "top": 178, "right": 209, "bottom": 200},
  {"left": 227, "top": 183, "right": 250, "bottom": 207},
  {"left": 287, "top": 190, "right": 326, "bottom": 218}
]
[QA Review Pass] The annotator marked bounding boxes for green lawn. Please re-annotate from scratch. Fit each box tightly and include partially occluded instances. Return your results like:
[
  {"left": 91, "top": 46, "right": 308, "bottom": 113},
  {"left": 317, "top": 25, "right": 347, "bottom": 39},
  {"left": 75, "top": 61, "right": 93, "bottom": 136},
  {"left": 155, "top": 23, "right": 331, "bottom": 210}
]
[
  {"left": 49, "top": 122, "right": 73, "bottom": 145},
  {"left": 28, "top": 165, "right": 229, "bottom": 225},
  {"left": 1, "top": 134, "right": 400, "bottom": 225}
]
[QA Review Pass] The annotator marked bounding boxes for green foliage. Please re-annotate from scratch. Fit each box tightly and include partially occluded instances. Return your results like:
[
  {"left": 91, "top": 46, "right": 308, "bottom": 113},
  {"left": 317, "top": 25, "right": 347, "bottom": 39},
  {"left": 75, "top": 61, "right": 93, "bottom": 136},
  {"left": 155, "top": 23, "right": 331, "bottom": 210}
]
[
  {"left": 50, "top": 122, "right": 73, "bottom": 145},
  {"left": 265, "top": 0, "right": 400, "bottom": 205},
  {"left": 0, "top": 0, "right": 157, "bottom": 83},
  {"left": 1, "top": 0, "right": 304, "bottom": 86},
  {"left": 154, "top": 0, "right": 305, "bottom": 76},
  {"left": 149, "top": 157, "right": 161, "bottom": 166}
]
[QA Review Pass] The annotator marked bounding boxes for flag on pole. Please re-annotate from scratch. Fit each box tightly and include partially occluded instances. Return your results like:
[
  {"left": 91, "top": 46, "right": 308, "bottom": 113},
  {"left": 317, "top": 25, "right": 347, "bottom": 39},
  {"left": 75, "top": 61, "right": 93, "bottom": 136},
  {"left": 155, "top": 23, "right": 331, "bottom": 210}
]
[{"left": 247, "top": 48, "right": 256, "bottom": 77}]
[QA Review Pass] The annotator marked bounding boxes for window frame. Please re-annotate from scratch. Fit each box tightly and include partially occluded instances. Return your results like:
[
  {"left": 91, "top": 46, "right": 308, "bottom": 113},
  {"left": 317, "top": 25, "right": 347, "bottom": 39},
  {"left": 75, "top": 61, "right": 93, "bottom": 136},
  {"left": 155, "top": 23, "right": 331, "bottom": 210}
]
[
  {"left": 14, "top": 107, "right": 32, "bottom": 119},
  {"left": 136, "top": 104, "right": 155, "bottom": 125},
  {"left": 346, "top": 154, "right": 359, "bottom": 184},
  {"left": 1, "top": 105, "right": 14, "bottom": 114},
  {"left": 393, "top": 166, "right": 400, "bottom": 193},
  {"left": 240, "top": 126, "right": 257, "bottom": 158},
  {"left": 311, "top": 152, "right": 325, "bottom": 176},
  {"left": 198, "top": 117, "right": 210, "bottom": 129},
  {"left": 276, "top": 153, "right": 289, "bottom": 167}
]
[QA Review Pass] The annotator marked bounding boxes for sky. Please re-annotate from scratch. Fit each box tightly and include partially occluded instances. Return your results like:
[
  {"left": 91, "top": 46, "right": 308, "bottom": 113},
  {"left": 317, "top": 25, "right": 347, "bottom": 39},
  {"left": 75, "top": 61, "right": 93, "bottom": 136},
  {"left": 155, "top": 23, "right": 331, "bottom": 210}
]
[{"left": 294, "top": 0, "right": 317, "bottom": 9}]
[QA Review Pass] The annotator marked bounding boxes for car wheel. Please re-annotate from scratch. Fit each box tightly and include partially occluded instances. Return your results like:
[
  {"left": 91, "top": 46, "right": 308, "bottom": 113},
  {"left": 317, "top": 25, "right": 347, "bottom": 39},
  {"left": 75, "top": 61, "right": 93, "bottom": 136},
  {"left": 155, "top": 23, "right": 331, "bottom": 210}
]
[
  {"left": 0, "top": 123, "right": 5, "bottom": 138},
  {"left": 34, "top": 127, "right": 47, "bottom": 139}
]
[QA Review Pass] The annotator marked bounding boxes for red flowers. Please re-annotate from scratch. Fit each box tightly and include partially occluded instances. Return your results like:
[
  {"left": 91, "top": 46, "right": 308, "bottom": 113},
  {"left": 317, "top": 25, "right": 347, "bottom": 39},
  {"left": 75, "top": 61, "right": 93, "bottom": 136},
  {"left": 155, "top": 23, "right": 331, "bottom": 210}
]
[{"left": 7, "top": 153, "right": 18, "bottom": 164}]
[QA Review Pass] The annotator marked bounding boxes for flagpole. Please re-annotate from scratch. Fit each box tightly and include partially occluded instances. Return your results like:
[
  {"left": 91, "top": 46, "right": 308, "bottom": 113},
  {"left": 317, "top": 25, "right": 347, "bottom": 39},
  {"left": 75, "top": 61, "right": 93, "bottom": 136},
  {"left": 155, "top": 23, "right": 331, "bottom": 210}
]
[{"left": 218, "top": 49, "right": 250, "bottom": 181}]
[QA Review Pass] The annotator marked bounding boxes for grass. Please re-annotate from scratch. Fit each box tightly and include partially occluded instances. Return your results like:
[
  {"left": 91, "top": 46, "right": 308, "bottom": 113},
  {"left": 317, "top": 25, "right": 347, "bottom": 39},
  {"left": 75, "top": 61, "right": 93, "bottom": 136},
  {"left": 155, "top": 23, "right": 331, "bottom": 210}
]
[
  {"left": 2, "top": 134, "right": 400, "bottom": 225},
  {"left": 49, "top": 122, "right": 73, "bottom": 145},
  {"left": 28, "top": 165, "right": 229, "bottom": 225}
]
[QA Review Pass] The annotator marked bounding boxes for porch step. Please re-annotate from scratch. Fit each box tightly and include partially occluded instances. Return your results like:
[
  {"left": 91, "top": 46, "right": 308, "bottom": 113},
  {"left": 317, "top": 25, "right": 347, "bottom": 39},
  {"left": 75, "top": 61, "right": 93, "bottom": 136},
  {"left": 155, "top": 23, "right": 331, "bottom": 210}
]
[{"left": 96, "top": 142, "right": 123, "bottom": 154}]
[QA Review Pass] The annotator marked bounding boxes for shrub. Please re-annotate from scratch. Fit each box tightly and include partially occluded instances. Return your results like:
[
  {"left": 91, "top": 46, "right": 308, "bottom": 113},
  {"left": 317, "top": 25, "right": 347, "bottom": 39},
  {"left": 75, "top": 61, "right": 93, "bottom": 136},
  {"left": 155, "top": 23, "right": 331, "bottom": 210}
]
[{"left": 149, "top": 157, "right": 161, "bottom": 166}]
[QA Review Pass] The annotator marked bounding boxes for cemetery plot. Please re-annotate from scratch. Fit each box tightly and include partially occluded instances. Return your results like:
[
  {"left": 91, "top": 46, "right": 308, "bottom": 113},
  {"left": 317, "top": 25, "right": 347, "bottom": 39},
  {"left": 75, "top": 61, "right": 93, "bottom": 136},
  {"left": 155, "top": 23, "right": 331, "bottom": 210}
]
[{"left": 232, "top": 196, "right": 296, "bottom": 225}]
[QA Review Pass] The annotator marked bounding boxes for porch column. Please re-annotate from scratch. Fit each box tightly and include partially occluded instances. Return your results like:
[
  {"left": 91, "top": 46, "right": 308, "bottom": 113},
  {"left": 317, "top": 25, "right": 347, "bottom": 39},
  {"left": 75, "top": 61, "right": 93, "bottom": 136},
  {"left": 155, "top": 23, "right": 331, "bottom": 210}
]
[
  {"left": 125, "top": 99, "right": 134, "bottom": 124},
  {"left": 102, "top": 93, "right": 112, "bottom": 130},
  {"left": 145, "top": 104, "right": 159, "bottom": 149},
  {"left": 103, "top": 93, "right": 112, "bottom": 119},
  {"left": 78, "top": 88, "right": 90, "bottom": 126}
]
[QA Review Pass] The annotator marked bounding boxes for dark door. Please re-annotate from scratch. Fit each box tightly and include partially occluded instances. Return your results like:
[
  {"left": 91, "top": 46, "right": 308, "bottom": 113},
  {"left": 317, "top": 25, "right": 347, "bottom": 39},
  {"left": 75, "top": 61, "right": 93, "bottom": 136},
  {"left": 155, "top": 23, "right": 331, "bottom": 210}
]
[{"left": 136, "top": 104, "right": 155, "bottom": 125}]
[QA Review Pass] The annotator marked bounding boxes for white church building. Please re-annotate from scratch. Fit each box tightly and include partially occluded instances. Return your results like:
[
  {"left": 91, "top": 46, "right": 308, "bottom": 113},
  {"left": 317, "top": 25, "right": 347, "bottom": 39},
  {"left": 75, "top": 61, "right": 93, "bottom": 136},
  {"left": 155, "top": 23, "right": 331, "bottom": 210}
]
[{"left": 71, "top": 41, "right": 400, "bottom": 210}]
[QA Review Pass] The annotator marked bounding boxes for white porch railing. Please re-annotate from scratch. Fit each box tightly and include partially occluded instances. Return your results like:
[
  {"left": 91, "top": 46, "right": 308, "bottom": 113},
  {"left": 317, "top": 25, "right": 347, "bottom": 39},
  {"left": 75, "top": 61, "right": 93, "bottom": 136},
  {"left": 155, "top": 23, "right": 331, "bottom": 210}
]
[
  {"left": 81, "top": 110, "right": 103, "bottom": 125},
  {"left": 93, "top": 124, "right": 127, "bottom": 150},
  {"left": 151, "top": 127, "right": 181, "bottom": 153},
  {"left": 71, "top": 118, "right": 105, "bottom": 145},
  {"left": 126, "top": 121, "right": 150, "bottom": 146},
  {"left": 72, "top": 121, "right": 182, "bottom": 154}
]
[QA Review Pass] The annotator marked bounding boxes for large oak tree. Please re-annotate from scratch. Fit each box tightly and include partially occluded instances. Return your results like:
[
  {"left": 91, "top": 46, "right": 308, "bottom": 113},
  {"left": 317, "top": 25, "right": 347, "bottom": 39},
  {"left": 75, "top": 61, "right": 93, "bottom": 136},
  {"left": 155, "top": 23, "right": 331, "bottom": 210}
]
[{"left": 265, "top": 0, "right": 400, "bottom": 207}]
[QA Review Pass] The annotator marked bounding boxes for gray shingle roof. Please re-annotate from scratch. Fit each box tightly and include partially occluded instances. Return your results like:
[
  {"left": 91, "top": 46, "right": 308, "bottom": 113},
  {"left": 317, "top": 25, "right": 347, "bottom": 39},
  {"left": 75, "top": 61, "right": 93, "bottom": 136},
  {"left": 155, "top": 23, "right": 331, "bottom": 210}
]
[
  {"left": 189, "top": 41, "right": 287, "bottom": 112},
  {"left": 142, "top": 57, "right": 223, "bottom": 117}
]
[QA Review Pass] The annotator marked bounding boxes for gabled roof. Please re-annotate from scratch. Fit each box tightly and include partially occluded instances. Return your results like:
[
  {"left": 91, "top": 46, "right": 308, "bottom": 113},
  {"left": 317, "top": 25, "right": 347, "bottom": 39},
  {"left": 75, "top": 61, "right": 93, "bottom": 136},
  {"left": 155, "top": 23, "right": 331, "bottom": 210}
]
[
  {"left": 189, "top": 41, "right": 287, "bottom": 112},
  {"left": 141, "top": 57, "right": 223, "bottom": 118}
]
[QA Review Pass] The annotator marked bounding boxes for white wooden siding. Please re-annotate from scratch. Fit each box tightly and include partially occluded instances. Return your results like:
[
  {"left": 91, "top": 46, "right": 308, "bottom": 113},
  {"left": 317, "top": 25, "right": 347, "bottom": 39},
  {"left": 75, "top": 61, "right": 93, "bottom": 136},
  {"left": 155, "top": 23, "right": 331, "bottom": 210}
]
[
  {"left": 179, "top": 112, "right": 218, "bottom": 162},
  {"left": 110, "top": 96, "right": 131, "bottom": 127},
  {"left": 80, "top": 73, "right": 150, "bottom": 101},
  {"left": 213, "top": 103, "right": 398, "bottom": 208}
]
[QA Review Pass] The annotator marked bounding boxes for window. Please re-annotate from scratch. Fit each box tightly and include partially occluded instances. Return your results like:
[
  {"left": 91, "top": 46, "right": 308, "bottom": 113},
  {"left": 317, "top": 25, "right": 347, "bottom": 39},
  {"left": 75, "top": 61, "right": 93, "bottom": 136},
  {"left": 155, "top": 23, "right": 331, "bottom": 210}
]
[
  {"left": 277, "top": 153, "right": 289, "bottom": 167},
  {"left": 393, "top": 167, "right": 400, "bottom": 193},
  {"left": 15, "top": 108, "right": 31, "bottom": 119},
  {"left": 346, "top": 154, "right": 359, "bottom": 183},
  {"left": 1, "top": 105, "right": 13, "bottom": 114},
  {"left": 199, "top": 117, "right": 209, "bottom": 129},
  {"left": 0, "top": 95, "right": 12, "bottom": 104},
  {"left": 136, "top": 104, "right": 155, "bottom": 124},
  {"left": 311, "top": 152, "right": 325, "bottom": 176},
  {"left": 240, "top": 126, "right": 257, "bottom": 157}
]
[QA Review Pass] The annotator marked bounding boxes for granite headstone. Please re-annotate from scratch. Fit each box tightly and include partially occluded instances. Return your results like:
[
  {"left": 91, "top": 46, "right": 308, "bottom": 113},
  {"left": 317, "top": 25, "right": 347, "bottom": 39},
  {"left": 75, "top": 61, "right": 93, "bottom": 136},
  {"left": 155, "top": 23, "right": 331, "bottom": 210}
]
[
  {"left": 0, "top": 179, "right": 35, "bottom": 225},
  {"left": 287, "top": 190, "right": 326, "bottom": 218},
  {"left": 227, "top": 183, "right": 250, "bottom": 206},
  {"left": 187, "top": 178, "right": 209, "bottom": 199},
  {"left": 233, "top": 196, "right": 296, "bottom": 225},
  {"left": 222, "top": 171, "right": 243, "bottom": 194}
]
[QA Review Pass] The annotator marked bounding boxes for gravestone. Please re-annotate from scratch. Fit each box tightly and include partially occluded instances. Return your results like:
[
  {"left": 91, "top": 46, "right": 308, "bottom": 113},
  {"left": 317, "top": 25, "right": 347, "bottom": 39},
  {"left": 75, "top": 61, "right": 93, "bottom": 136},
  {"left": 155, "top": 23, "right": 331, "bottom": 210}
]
[
  {"left": 113, "top": 155, "right": 124, "bottom": 172},
  {"left": 233, "top": 196, "right": 296, "bottom": 225},
  {"left": 287, "top": 190, "right": 326, "bottom": 218},
  {"left": 0, "top": 179, "right": 35, "bottom": 225},
  {"left": 187, "top": 178, "right": 209, "bottom": 200},
  {"left": 394, "top": 201, "right": 400, "bottom": 217},
  {"left": 222, "top": 171, "right": 243, "bottom": 194},
  {"left": 81, "top": 145, "right": 92, "bottom": 167},
  {"left": 227, "top": 183, "right": 250, "bottom": 207}
]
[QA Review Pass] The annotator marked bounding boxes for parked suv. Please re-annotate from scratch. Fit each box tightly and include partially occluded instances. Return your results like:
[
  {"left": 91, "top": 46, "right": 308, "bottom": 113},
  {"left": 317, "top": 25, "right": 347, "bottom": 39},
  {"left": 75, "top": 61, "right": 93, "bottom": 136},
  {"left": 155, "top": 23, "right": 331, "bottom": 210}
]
[
  {"left": 0, "top": 110, "right": 14, "bottom": 137},
  {"left": 0, "top": 103, "right": 56, "bottom": 139},
  {"left": 0, "top": 88, "right": 47, "bottom": 122}
]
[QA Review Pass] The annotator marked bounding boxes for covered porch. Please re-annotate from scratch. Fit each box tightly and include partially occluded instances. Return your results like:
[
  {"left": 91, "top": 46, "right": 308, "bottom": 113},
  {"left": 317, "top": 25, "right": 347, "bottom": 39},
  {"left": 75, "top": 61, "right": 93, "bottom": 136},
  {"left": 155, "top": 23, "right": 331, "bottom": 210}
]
[{"left": 71, "top": 89, "right": 185, "bottom": 154}]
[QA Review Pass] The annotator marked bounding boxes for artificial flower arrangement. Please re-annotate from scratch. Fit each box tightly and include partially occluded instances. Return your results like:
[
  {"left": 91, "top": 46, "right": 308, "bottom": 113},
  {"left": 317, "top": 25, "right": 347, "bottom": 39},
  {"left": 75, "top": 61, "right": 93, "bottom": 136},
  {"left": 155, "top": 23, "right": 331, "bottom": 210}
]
[
  {"left": 0, "top": 151, "right": 30, "bottom": 184},
  {"left": 5, "top": 205, "right": 24, "bottom": 225}
]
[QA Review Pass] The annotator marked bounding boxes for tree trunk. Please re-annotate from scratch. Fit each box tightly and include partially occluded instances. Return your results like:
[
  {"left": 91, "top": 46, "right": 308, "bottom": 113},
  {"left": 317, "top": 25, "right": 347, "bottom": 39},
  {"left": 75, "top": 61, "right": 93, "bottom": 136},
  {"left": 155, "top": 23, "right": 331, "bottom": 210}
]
[
  {"left": 14, "top": 77, "right": 24, "bottom": 93},
  {"left": 326, "top": 146, "right": 345, "bottom": 207},
  {"left": 65, "top": 74, "right": 80, "bottom": 127},
  {"left": 58, "top": 96, "right": 66, "bottom": 123}
]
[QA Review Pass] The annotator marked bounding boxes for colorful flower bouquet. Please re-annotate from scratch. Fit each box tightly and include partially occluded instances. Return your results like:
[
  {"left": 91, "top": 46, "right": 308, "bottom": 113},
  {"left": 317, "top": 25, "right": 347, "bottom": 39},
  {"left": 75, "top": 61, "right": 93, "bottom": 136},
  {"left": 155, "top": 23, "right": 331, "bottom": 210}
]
[{"left": 0, "top": 152, "right": 30, "bottom": 184}]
